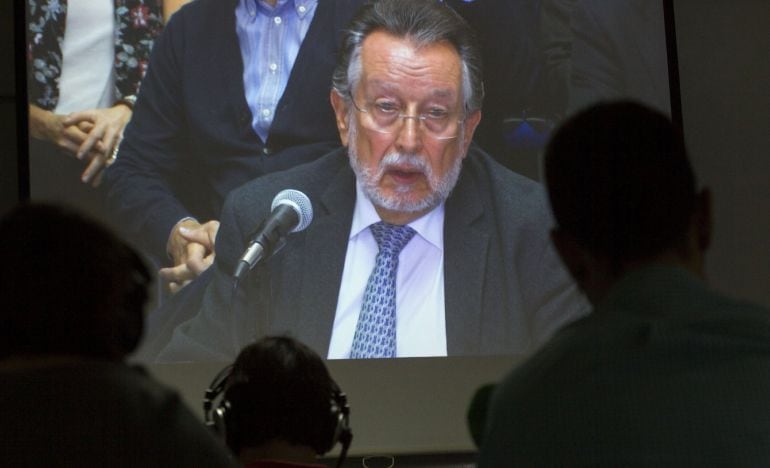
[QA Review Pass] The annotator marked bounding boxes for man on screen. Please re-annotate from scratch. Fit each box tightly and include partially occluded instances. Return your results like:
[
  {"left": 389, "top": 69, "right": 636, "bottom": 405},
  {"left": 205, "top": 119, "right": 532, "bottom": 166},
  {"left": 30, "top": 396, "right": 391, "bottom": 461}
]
[{"left": 157, "top": 0, "right": 587, "bottom": 361}]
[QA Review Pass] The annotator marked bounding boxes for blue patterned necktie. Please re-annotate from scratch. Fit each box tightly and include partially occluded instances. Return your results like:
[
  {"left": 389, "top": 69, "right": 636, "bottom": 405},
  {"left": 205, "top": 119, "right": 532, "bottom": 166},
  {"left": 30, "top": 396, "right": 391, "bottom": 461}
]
[{"left": 350, "top": 221, "right": 417, "bottom": 358}]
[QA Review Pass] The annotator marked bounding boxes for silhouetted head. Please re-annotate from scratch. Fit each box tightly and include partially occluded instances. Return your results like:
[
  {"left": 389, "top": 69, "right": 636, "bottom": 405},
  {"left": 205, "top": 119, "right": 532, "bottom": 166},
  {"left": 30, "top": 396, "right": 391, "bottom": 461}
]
[
  {"left": 216, "top": 336, "right": 350, "bottom": 461},
  {"left": 544, "top": 101, "right": 711, "bottom": 303},
  {"left": 0, "top": 203, "right": 151, "bottom": 361}
]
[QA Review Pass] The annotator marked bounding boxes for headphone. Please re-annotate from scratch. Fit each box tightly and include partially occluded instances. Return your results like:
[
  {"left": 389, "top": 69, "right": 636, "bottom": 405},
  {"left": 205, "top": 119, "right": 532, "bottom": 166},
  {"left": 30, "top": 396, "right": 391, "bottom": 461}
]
[{"left": 203, "top": 364, "right": 352, "bottom": 467}]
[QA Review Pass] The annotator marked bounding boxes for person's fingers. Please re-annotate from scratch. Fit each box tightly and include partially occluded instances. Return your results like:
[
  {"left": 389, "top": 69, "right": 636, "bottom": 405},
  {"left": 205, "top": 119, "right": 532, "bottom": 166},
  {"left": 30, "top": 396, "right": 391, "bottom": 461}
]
[
  {"left": 91, "top": 169, "right": 105, "bottom": 188},
  {"left": 77, "top": 120, "right": 94, "bottom": 133},
  {"left": 62, "top": 124, "right": 90, "bottom": 147},
  {"left": 187, "top": 250, "right": 215, "bottom": 276},
  {"left": 56, "top": 138, "right": 82, "bottom": 156},
  {"left": 167, "top": 279, "right": 192, "bottom": 295},
  {"left": 63, "top": 110, "right": 97, "bottom": 126},
  {"left": 160, "top": 262, "right": 195, "bottom": 294},
  {"left": 179, "top": 221, "right": 220, "bottom": 253},
  {"left": 179, "top": 226, "right": 216, "bottom": 247},
  {"left": 184, "top": 242, "right": 206, "bottom": 266},
  {"left": 159, "top": 263, "right": 187, "bottom": 281},
  {"left": 81, "top": 154, "right": 107, "bottom": 184},
  {"left": 76, "top": 123, "right": 106, "bottom": 160},
  {"left": 204, "top": 221, "right": 221, "bottom": 244},
  {"left": 168, "top": 219, "right": 206, "bottom": 265},
  {"left": 159, "top": 263, "right": 195, "bottom": 285},
  {"left": 102, "top": 126, "right": 122, "bottom": 159}
]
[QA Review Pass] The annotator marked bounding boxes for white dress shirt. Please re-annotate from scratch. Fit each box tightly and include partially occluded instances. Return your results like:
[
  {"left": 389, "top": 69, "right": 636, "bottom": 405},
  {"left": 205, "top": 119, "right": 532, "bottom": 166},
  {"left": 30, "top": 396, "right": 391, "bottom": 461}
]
[{"left": 328, "top": 182, "right": 448, "bottom": 359}]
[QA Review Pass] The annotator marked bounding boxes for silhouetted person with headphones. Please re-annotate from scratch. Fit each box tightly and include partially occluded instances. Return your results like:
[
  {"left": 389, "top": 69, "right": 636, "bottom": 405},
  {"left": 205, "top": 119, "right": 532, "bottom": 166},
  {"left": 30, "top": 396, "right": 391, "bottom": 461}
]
[
  {"left": 0, "top": 203, "right": 234, "bottom": 467},
  {"left": 204, "top": 336, "right": 352, "bottom": 468},
  {"left": 479, "top": 102, "right": 770, "bottom": 465}
]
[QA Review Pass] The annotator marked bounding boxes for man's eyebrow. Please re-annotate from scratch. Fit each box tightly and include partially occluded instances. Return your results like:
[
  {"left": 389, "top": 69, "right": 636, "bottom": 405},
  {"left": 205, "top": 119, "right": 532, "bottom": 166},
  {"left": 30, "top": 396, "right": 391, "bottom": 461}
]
[
  {"left": 430, "top": 89, "right": 456, "bottom": 99},
  {"left": 365, "top": 81, "right": 457, "bottom": 99},
  {"left": 365, "top": 79, "right": 397, "bottom": 93}
]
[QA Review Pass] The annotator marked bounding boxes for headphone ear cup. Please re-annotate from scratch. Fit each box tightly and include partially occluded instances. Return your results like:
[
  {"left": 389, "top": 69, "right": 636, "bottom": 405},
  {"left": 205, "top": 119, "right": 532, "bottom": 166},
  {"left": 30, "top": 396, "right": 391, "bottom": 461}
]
[
  {"left": 322, "top": 386, "right": 351, "bottom": 454},
  {"left": 215, "top": 399, "right": 236, "bottom": 453},
  {"left": 203, "top": 365, "right": 235, "bottom": 449}
]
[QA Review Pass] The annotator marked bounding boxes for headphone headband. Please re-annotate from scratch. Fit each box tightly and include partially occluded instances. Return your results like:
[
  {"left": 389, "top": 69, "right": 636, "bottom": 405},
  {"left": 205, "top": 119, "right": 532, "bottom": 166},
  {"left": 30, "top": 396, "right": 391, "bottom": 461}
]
[{"left": 202, "top": 364, "right": 352, "bottom": 467}]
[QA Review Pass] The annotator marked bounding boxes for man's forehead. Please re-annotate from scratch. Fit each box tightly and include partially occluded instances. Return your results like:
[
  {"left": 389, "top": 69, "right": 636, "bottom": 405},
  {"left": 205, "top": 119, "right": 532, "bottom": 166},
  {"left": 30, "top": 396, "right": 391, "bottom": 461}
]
[
  {"left": 360, "top": 30, "right": 461, "bottom": 63},
  {"left": 364, "top": 79, "right": 458, "bottom": 99},
  {"left": 358, "top": 31, "right": 463, "bottom": 93}
]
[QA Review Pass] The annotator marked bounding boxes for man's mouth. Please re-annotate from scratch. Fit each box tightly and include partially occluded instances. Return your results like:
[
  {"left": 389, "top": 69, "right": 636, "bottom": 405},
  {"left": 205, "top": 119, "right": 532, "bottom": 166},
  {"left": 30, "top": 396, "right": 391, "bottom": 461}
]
[{"left": 384, "top": 166, "right": 425, "bottom": 185}]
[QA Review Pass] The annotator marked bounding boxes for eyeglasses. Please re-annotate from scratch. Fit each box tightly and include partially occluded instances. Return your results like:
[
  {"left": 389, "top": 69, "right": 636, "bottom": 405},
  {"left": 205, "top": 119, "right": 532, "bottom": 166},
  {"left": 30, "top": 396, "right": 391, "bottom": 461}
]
[{"left": 349, "top": 92, "right": 465, "bottom": 140}]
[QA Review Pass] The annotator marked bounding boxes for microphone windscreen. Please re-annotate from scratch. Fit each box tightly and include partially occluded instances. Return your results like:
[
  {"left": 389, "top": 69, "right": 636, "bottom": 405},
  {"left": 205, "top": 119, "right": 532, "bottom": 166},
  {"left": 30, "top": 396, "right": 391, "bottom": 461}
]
[{"left": 271, "top": 189, "right": 313, "bottom": 233}]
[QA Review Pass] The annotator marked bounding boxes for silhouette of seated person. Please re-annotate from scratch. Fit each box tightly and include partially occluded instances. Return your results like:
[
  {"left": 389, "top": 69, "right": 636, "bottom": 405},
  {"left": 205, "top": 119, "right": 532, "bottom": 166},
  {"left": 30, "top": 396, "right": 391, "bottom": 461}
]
[
  {"left": 478, "top": 102, "right": 770, "bottom": 465},
  {"left": 0, "top": 203, "right": 234, "bottom": 467},
  {"left": 203, "top": 336, "right": 352, "bottom": 468}
]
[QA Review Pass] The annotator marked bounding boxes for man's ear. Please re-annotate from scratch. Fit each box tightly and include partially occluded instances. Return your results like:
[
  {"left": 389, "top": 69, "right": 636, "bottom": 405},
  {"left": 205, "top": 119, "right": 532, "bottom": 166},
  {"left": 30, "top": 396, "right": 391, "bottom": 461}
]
[
  {"left": 330, "top": 90, "right": 350, "bottom": 147},
  {"left": 460, "top": 109, "right": 481, "bottom": 158}
]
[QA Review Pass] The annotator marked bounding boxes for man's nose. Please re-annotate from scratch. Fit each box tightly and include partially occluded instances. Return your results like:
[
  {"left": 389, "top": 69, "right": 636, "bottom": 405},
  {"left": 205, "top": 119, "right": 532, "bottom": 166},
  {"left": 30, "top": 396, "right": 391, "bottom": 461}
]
[{"left": 395, "top": 115, "right": 423, "bottom": 153}]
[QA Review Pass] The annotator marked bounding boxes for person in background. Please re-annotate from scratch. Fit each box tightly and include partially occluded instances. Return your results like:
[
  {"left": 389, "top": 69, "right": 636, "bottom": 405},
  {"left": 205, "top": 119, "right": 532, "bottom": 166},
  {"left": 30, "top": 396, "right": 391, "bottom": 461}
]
[
  {"left": 478, "top": 101, "right": 770, "bottom": 465},
  {"left": 568, "top": 0, "right": 671, "bottom": 115},
  {"left": 103, "top": 0, "right": 363, "bottom": 293},
  {"left": 26, "top": 0, "right": 163, "bottom": 220},
  {"left": 203, "top": 336, "right": 352, "bottom": 468},
  {"left": 0, "top": 203, "right": 235, "bottom": 467}
]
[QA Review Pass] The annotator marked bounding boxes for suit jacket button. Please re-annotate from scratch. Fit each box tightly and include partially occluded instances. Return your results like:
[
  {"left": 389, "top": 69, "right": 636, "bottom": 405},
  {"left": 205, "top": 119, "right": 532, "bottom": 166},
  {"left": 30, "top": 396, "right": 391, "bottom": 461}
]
[{"left": 262, "top": 147, "right": 272, "bottom": 155}]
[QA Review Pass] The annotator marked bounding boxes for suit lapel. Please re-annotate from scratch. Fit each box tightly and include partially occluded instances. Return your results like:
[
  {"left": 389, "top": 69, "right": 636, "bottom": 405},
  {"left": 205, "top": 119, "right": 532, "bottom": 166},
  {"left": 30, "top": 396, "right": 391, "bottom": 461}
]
[
  {"left": 443, "top": 164, "right": 489, "bottom": 355},
  {"left": 295, "top": 161, "right": 356, "bottom": 355}
]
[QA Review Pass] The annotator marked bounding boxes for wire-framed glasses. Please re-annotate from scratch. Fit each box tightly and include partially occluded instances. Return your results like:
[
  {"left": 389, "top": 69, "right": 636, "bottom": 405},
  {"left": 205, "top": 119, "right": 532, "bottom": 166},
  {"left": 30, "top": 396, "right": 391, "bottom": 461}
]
[{"left": 349, "top": 91, "right": 465, "bottom": 141}]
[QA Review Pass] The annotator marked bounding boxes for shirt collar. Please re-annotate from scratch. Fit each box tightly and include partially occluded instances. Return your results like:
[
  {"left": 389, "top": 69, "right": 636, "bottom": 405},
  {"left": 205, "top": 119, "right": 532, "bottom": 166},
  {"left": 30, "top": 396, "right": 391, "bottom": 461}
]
[
  {"left": 241, "top": 0, "right": 315, "bottom": 18},
  {"left": 351, "top": 180, "right": 445, "bottom": 251}
]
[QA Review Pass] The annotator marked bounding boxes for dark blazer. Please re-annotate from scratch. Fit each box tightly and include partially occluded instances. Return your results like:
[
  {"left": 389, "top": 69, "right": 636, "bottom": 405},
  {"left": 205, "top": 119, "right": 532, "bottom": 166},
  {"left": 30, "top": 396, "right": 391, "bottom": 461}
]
[
  {"left": 104, "top": 0, "right": 362, "bottom": 262},
  {"left": 156, "top": 147, "right": 587, "bottom": 362},
  {"left": 568, "top": 0, "right": 671, "bottom": 114}
]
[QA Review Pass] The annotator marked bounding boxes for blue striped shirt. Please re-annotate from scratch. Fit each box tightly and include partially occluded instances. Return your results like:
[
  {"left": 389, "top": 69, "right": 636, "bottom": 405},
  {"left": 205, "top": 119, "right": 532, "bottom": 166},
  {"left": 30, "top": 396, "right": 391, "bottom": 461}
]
[{"left": 235, "top": 0, "right": 318, "bottom": 143}]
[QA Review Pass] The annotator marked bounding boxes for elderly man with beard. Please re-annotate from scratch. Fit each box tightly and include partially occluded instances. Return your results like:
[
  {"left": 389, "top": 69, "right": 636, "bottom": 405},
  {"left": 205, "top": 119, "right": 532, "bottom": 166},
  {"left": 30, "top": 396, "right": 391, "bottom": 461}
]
[{"left": 156, "top": 0, "right": 586, "bottom": 362}]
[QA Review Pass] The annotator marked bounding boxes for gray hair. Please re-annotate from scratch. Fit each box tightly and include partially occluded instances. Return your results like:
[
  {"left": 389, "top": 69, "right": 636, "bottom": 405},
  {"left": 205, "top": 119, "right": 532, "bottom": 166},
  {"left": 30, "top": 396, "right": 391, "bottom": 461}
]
[{"left": 332, "top": 0, "right": 484, "bottom": 114}]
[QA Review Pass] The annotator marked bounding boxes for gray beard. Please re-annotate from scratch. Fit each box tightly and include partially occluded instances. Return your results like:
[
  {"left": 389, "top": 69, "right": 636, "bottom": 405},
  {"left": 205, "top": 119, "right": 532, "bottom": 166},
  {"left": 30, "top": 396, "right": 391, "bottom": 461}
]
[{"left": 347, "top": 118, "right": 464, "bottom": 214}]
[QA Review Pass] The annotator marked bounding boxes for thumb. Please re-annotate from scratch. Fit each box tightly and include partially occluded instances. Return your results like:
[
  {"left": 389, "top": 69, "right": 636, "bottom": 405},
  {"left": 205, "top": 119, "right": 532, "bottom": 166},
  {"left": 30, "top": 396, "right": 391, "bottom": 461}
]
[
  {"left": 179, "top": 226, "right": 215, "bottom": 247},
  {"left": 63, "top": 110, "right": 93, "bottom": 126}
]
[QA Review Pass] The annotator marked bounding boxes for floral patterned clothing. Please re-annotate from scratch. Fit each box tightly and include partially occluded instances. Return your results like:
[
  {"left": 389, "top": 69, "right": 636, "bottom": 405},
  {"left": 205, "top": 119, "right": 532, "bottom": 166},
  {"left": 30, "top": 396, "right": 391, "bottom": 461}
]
[{"left": 27, "top": 0, "right": 164, "bottom": 110}]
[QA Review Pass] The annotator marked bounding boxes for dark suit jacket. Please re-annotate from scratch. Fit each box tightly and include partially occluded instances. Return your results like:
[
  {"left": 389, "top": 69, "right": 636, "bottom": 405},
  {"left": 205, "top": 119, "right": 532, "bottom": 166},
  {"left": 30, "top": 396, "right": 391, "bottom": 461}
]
[
  {"left": 104, "top": 0, "right": 362, "bottom": 262},
  {"left": 156, "top": 147, "right": 587, "bottom": 362},
  {"left": 568, "top": 0, "right": 671, "bottom": 115},
  {"left": 1, "top": 361, "right": 235, "bottom": 467},
  {"left": 480, "top": 265, "right": 770, "bottom": 466}
]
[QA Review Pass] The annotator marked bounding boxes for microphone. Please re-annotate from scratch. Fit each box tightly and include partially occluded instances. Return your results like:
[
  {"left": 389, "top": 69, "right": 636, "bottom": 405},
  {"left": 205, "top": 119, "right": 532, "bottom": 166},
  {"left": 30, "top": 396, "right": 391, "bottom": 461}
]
[{"left": 233, "top": 189, "right": 313, "bottom": 281}]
